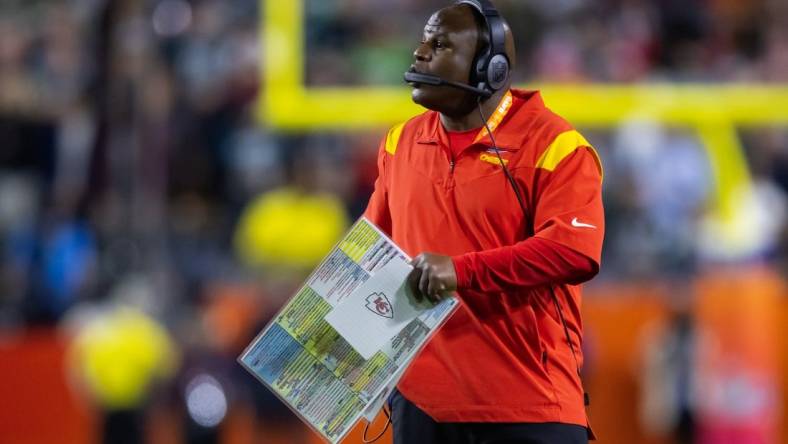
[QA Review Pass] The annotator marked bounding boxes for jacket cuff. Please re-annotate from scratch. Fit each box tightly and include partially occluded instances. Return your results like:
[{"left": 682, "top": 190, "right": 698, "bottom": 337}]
[{"left": 451, "top": 253, "right": 475, "bottom": 290}]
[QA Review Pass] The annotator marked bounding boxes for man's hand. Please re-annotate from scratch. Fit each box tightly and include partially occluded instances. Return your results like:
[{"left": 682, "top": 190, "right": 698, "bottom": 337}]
[{"left": 408, "top": 253, "right": 457, "bottom": 304}]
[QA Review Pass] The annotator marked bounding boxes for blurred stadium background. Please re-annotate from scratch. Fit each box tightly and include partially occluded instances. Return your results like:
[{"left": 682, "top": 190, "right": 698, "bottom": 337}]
[{"left": 1, "top": 0, "right": 787, "bottom": 443}]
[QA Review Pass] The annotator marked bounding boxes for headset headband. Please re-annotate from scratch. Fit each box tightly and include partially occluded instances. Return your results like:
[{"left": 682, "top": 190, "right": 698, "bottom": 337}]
[{"left": 456, "top": 0, "right": 506, "bottom": 59}]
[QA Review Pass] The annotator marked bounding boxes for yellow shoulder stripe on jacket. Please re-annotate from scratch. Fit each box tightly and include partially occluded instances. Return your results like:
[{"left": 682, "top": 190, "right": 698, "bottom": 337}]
[
  {"left": 535, "top": 130, "right": 604, "bottom": 180},
  {"left": 385, "top": 122, "right": 406, "bottom": 155}
]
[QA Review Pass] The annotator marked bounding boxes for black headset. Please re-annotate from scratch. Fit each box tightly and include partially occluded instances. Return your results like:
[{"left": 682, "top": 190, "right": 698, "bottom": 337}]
[{"left": 457, "top": 0, "right": 511, "bottom": 95}]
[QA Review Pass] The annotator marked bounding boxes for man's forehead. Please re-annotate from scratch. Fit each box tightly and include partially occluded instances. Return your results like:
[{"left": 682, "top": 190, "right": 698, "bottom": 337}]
[
  {"left": 424, "top": 10, "right": 474, "bottom": 36},
  {"left": 427, "top": 11, "right": 447, "bottom": 28}
]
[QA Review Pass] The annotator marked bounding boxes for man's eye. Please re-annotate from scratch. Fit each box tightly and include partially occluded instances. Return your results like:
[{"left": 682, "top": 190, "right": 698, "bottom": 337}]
[{"left": 435, "top": 41, "right": 445, "bottom": 49}]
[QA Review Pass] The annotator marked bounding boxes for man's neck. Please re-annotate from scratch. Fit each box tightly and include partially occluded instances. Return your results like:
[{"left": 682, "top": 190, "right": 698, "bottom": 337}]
[{"left": 439, "top": 88, "right": 508, "bottom": 132}]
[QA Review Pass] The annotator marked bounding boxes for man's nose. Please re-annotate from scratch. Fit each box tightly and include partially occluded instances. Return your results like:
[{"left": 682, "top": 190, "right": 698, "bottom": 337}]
[{"left": 413, "top": 43, "right": 431, "bottom": 62}]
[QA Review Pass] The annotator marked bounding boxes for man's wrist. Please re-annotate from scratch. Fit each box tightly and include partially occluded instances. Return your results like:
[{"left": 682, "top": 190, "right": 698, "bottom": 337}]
[{"left": 451, "top": 254, "right": 474, "bottom": 290}]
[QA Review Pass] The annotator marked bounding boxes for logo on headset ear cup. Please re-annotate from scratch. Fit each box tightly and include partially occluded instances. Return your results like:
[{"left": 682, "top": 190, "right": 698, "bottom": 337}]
[{"left": 488, "top": 54, "right": 509, "bottom": 90}]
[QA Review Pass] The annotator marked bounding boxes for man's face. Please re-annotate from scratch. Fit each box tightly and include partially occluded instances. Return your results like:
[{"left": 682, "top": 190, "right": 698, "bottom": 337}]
[{"left": 408, "top": 8, "right": 480, "bottom": 116}]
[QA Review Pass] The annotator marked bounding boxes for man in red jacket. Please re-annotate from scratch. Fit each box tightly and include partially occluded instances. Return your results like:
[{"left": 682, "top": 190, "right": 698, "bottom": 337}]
[{"left": 365, "top": 1, "right": 603, "bottom": 443}]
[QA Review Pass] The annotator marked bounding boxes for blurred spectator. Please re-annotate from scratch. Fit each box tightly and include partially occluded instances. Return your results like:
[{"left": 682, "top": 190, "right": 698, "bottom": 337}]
[
  {"left": 234, "top": 186, "right": 349, "bottom": 271},
  {"left": 603, "top": 120, "right": 711, "bottom": 278},
  {"left": 66, "top": 302, "right": 177, "bottom": 444},
  {"left": 639, "top": 282, "right": 703, "bottom": 444}
]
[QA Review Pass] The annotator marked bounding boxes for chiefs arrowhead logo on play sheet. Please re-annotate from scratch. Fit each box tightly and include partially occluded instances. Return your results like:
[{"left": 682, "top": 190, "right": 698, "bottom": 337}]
[{"left": 365, "top": 292, "right": 393, "bottom": 319}]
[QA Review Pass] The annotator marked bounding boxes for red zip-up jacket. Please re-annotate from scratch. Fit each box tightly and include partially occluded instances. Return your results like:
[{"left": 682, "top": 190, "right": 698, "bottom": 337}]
[{"left": 364, "top": 89, "right": 604, "bottom": 426}]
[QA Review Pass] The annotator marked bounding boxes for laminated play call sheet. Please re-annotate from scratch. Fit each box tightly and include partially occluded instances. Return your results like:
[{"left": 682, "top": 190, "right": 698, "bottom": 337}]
[{"left": 239, "top": 217, "right": 459, "bottom": 443}]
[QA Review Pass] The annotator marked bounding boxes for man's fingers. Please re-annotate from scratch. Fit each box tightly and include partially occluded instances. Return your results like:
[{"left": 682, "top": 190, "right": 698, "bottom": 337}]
[
  {"left": 418, "top": 265, "right": 431, "bottom": 300},
  {"left": 407, "top": 268, "right": 423, "bottom": 302},
  {"left": 409, "top": 253, "right": 447, "bottom": 303},
  {"left": 427, "top": 274, "right": 443, "bottom": 303},
  {"left": 409, "top": 254, "right": 425, "bottom": 268}
]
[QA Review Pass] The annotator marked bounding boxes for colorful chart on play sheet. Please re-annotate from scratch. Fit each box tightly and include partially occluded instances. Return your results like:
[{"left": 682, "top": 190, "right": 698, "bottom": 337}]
[{"left": 239, "top": 217, "right": 458, "bottom": 443}]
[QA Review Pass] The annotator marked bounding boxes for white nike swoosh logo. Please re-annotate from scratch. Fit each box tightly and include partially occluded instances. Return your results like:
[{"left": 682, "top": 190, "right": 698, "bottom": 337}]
[{"left": 571, "top": 217, "right": 596, "bottom": 229}]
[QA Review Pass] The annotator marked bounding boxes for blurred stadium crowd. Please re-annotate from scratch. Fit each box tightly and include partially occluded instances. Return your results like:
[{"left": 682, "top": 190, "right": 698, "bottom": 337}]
[{"left": 1, "top": 0, "right": 788, "bottom": 443}]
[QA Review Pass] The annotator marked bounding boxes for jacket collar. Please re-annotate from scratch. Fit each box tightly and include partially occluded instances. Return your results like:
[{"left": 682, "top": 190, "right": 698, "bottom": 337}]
[{"left": 415, "top": 89, "right": 545, "bottom": 151}]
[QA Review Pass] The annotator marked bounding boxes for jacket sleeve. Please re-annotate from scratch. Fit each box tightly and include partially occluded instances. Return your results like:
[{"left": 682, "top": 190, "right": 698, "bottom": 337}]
[
  {"left": 452, "top": 147, "right": 604, "bottom": 292},
  {"left": 363, "top": 136, "right": 393, "bottom": 236}
]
